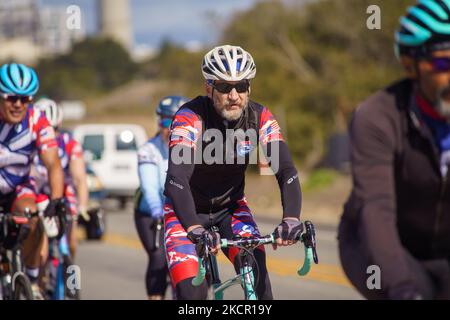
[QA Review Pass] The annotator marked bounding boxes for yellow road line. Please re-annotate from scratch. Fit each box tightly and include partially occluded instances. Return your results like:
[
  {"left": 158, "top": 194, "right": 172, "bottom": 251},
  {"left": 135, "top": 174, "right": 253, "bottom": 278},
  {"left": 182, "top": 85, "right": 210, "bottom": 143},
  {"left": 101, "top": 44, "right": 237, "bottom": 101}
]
[{"left": 79, "top": 230, "right": 351, "bottom": 288}]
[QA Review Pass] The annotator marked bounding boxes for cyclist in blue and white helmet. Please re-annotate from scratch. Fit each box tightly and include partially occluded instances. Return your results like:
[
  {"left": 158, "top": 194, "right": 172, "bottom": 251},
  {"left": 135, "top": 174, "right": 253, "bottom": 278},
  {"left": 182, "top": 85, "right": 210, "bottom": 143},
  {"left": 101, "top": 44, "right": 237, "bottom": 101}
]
[
  {"left": 0, "top": 63, "right": 39, "bottom": 124},
  {"left": 134, "top": 95, "right": 188, "bottom": 300},
  {"left": 156, "top": 95, "right": 189, "bottom": 130}
]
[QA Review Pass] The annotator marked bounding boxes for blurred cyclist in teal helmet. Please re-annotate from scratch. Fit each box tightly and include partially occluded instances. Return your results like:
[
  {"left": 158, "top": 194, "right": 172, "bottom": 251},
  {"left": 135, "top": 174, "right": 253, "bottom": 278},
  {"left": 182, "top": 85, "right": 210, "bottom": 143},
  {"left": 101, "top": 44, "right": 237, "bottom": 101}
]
[
  {"left": 340, "top": 0, "right": 450, "bottom": 300},
  {"left": 134, "top": 95, "right": 189, "bottom": 300}
]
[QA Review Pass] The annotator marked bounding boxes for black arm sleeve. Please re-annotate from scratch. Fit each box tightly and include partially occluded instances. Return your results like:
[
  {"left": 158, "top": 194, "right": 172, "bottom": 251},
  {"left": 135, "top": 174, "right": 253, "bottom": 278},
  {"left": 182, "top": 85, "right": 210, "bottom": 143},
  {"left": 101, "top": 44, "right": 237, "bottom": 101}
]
[
  {"left": 262, "top": 140, "right": 302, "bottom": 219},
  {"left": 164, "top": 145, "right": 202, "bottom": 230}
]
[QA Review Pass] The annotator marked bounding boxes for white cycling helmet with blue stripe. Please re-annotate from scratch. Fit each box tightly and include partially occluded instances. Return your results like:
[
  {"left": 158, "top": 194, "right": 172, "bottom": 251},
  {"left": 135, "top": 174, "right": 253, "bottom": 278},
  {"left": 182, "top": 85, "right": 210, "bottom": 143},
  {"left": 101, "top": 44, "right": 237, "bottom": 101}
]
[
  {"left": 396, "top": 0, "right": 450, "bottom": 58},
  {"left": 202, "top": 45, "right": 256, "bottom": 82},
  {"left": 0, "top": 63, "right": 39, "bottom": 97}
]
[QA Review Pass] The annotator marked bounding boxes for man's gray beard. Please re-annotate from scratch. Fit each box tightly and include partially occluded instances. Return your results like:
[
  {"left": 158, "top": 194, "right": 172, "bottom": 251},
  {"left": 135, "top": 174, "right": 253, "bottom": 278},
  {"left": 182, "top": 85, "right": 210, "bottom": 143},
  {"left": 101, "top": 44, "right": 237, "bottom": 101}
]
[{"left": 214, "top": 104, "right": 246, "bottom": 121}]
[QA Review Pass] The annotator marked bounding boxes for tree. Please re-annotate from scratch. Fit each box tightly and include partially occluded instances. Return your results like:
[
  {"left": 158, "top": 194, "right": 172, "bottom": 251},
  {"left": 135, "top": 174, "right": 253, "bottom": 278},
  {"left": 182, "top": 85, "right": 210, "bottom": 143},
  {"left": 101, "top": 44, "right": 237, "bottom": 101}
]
[
  {"left": 36, "top": 37, "right": 138, "bottom": 99},
  {"left": 218, "top": 0, "right": 412, "bottom": 166}
]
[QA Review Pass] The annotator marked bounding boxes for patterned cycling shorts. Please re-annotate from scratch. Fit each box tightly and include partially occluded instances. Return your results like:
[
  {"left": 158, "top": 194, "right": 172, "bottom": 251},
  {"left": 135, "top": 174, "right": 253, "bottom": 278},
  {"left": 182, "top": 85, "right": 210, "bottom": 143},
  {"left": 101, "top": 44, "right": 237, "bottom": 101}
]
[
  {"left": 64, "top": 184, "right": 78, "bottom": 216},
  {"left": 164, "top": 197, "right": 265, "bottom": 286}
]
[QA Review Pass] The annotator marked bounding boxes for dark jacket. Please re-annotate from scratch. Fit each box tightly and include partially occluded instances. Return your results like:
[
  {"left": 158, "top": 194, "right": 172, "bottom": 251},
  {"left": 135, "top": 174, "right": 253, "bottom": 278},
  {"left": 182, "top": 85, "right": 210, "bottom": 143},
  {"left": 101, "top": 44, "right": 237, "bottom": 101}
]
[{"left": 341, "top": 78, "right": 450, "bottom": 291}]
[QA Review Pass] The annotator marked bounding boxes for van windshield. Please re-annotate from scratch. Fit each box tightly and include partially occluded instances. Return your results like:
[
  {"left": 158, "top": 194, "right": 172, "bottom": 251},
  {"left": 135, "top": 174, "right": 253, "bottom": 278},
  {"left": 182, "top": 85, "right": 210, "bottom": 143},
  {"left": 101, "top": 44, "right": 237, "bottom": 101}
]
[
  {"left": 82, "top": 134, "right": 105, "bottom": 160},
  {"left": 116, "top": 130, "right": 137, "bottom": 151}
]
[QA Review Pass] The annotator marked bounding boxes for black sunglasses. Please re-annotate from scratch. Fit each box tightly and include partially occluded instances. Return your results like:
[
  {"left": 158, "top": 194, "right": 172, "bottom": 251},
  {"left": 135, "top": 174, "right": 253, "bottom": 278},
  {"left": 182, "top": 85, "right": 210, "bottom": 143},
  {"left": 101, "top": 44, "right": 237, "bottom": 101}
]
[
  {"left": 1, "top": 94, "right": 33, "bottom": 104},
  {"left": 427, "top": 57, "right": 450, "bottom": 73},
  {"left": 212, "top": 81, "right": 250, "bottom": 94}
]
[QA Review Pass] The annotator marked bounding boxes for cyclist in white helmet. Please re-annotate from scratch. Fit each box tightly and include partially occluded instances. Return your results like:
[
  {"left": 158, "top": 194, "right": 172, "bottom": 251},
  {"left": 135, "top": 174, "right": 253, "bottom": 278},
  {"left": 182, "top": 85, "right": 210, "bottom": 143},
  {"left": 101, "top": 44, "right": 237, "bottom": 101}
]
[
  {"left": 32, "top": 98, "right": 89, "bottom": 259},
  {"left": 164, "top": 45, "right": 302, "bottom": 299}
]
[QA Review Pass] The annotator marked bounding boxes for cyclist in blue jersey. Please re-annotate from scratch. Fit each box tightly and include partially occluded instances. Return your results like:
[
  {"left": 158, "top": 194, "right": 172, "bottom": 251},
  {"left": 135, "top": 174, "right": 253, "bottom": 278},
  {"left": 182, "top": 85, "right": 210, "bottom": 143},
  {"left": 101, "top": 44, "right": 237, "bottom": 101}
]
[{"left": 134, "top": 95, "right": 189, "bottom": 300}]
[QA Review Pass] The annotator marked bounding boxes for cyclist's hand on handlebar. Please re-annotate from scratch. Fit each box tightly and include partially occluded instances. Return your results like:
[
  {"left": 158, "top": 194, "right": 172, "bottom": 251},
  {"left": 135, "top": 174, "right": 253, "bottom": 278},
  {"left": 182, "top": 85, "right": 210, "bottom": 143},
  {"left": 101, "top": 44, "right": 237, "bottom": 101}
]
[
  {"left": 273, "top": 217, "right": 303, "bottom": 250},
  {"left": 44, "top": 198, "right": 66, "bottom": 218},
  {"left": 187, "top": 225, "right": 221, "bottom": 255}
]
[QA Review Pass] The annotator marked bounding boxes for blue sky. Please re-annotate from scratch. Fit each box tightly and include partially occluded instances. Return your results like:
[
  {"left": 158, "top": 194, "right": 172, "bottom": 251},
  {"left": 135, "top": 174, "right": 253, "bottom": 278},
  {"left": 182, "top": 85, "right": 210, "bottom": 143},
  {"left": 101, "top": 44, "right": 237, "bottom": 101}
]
[{"left": 39, "top": 0, "right": 260, "bottom": 48}]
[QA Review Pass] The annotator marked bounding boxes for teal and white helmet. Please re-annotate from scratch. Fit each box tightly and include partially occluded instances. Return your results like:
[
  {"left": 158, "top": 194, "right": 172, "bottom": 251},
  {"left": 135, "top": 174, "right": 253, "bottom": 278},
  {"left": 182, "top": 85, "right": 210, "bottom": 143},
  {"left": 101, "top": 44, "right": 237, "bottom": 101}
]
[
  {"left": 395, "top": 0, "right": 450, "bottom": 57},
  {"left": 0, "top": 63, "right": 39, "bottom": 96}
]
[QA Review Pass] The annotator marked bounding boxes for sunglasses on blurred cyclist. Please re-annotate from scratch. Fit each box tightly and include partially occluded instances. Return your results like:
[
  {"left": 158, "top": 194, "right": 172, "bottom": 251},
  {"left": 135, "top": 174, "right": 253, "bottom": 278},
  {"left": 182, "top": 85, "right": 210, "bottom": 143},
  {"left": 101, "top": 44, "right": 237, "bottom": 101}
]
[
  {"left": 1, "top": 94, "right": 33, "bottom": 104},
  {"left": 428, "top": 57, "right": 450, "bottom": 73},
  {"left": 212, "top": 81, "right": 250, "bottom": 94}
]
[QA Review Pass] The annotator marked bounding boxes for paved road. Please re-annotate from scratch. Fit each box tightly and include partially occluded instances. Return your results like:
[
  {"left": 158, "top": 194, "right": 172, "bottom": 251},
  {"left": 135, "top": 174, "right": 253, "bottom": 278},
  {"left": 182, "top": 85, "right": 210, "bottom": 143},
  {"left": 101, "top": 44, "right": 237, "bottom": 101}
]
[{"left": 75, "top": 201, "right": 362, "bottom": 300}]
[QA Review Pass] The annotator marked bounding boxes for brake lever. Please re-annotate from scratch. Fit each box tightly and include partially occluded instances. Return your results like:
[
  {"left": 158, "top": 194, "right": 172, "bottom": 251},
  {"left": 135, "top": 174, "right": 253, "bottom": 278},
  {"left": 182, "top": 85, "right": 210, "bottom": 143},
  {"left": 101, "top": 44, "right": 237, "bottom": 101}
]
[
  {"left": 194, "top": 233, "right": 210, "bottom": 258},
  {"left": 303, "top": 221, "right": 319, "bottom": 264}
]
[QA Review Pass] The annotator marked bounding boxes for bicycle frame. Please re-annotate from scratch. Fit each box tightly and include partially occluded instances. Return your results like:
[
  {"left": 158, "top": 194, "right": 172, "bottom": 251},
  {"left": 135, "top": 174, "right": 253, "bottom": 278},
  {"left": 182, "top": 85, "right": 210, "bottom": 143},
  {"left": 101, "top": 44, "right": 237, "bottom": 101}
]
[
  {"left": 0, "top": 211, "right": 33, "bottom": 300},
  {"left": 48, "top": 232, "right": 72, "bottom": 300},
  {"left": 195, "top": 253, "right": 254, "bottom": 300}
]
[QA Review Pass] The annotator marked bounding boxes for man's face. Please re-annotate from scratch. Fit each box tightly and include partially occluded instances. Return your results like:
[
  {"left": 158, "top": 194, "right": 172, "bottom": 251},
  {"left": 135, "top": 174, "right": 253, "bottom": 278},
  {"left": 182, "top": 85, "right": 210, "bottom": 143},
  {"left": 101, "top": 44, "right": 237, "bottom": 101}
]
[
  {"left": 416, "top": 50, "right": 450, "bottom": 118},
  {"left": 0, "top": 95, "right": 30, "bottom": 124},
  {"left": 206, "top": 80, "right": 250, "bottom": 121}
]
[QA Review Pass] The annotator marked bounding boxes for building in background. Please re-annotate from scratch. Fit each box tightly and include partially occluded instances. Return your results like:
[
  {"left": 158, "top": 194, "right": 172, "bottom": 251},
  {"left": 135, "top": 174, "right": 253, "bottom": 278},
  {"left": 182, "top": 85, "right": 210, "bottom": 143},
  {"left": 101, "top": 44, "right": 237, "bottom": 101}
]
[
  {"left": 0, "top": 0, "right": 41, "bottom": 64},
  {"left": 0, "top": 0, "right": 136, "bottom": 63},
  {"left": 98, "top": 0, "right": 133, "bottom": 51},
  {"left": 0, "top": 0, "right": 39, "bottom": 41},
  {"left": 38, "top": 5, "right": 86, "bottom": 56}
]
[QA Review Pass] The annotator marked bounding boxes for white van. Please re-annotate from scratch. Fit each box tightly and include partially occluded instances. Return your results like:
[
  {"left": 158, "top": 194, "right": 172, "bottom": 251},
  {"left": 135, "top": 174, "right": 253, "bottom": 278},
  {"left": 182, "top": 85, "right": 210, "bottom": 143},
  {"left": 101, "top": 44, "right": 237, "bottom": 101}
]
[{"left": 72, "top": 124, "right": 148, "bottom": 207}]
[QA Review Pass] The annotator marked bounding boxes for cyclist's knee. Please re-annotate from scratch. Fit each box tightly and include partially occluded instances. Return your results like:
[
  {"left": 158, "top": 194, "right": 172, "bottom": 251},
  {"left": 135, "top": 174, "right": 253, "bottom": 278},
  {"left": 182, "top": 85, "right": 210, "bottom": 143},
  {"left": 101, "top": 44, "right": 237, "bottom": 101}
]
[
  {"left": 149, "top": 249, "right": 166, "bottom": 270},
  {"left": 175, "top": 277, "right": 208, "bottom": 300},
  {"left": 147, "top": 268, "right": 168, "bottom": 296},
  {"left": 11, "top": 197, "right": 36, "bottom": 215}
]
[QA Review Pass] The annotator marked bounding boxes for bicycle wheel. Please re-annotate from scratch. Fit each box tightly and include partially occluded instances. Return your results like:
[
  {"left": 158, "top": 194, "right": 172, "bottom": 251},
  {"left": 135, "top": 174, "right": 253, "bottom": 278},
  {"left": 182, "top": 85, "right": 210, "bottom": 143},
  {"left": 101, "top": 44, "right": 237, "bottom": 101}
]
[{"left": 12, "top": 273, "right": 33, "bottom": 300}]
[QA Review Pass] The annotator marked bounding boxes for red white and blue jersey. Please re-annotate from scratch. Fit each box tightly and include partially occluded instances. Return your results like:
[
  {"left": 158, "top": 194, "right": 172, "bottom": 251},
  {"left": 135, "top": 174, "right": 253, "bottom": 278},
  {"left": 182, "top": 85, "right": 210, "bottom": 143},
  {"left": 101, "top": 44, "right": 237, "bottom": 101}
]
[
  {"left": 0, "top": 106, "right": 57, "bottom": 195},
  {"left": 32, "top": 130, "right": 83, "bottom": 195},
  {"left": 164, "top": 96, "right": 301, "bottom": 230}
]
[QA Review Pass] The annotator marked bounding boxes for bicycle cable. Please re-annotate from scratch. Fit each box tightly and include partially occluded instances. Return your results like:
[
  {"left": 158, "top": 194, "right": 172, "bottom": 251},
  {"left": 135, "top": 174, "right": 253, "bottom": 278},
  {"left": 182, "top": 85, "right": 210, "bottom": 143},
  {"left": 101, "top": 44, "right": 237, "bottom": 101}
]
[{"left": 238, "top": 245, "right": 260, "bottom": 293}]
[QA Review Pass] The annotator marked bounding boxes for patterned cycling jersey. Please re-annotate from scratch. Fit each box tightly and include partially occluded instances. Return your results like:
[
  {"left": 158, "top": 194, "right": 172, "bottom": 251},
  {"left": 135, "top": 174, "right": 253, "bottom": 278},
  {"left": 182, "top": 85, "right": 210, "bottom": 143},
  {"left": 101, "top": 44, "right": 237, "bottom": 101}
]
[
  {"left": 164, "top": 96, "right": 302, "bottom": 229},
  {"left": 0, "top": 105, "right": 57, "bottom": 195},
  {"left": 32, "top": 130, "right": 83, "bottom": 195}
]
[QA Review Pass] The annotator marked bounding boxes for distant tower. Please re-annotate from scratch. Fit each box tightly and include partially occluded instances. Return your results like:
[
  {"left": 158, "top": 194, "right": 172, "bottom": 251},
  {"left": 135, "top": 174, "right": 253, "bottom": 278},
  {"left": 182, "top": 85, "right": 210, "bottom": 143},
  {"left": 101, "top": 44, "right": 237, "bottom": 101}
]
[{"left": 98, "top": 0, "right": 133, "bottom": 51}]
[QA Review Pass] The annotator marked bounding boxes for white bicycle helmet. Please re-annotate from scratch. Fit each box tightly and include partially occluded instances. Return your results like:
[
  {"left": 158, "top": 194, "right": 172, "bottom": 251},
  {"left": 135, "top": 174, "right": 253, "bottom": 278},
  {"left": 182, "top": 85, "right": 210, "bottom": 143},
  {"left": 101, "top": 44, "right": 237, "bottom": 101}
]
[
  {"left": 34, "top": 98, "right": 63, "bottom": 128},
  {"left": 202, "top": 45, "right": 256, "bottom": 81}
]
